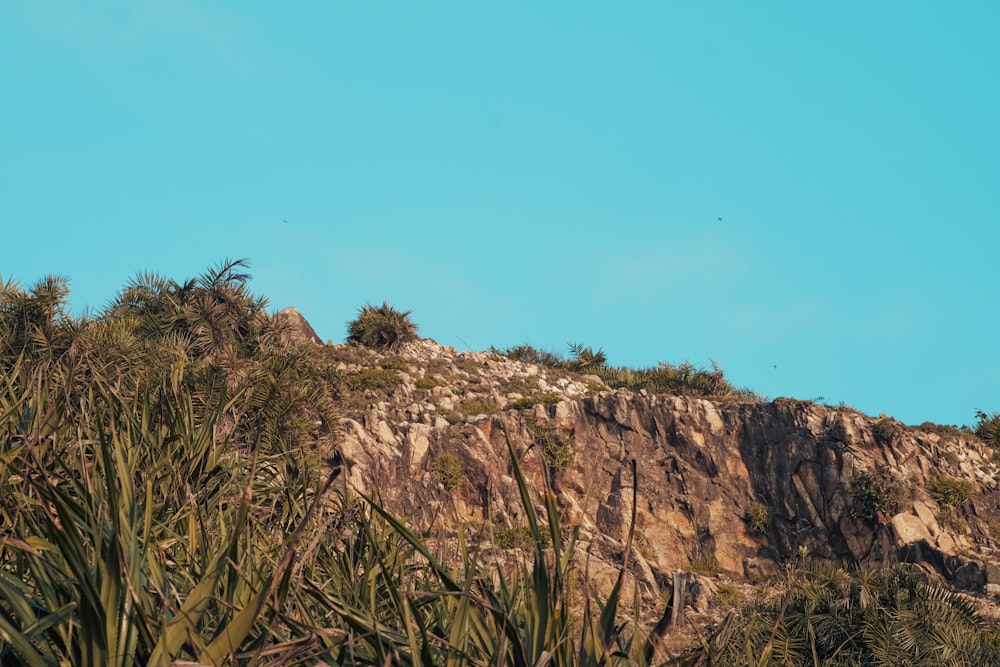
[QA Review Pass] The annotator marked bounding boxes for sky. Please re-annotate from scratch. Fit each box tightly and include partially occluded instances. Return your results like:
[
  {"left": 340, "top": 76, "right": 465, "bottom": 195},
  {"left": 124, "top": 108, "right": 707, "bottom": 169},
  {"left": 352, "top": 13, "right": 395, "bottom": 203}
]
[{"left": 1, "top": 2, "right": 998, "bottom": 427}]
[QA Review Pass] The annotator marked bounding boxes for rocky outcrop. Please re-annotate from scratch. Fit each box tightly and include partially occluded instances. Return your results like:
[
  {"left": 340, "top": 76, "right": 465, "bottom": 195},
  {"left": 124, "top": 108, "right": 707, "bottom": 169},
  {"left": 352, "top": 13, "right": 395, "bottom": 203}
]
[
  {"left": 274, "top": 307, "right": 324, "bottom": 345},
  {"left": 324, "top": 337, "right": 1000, "bottom": 607}
]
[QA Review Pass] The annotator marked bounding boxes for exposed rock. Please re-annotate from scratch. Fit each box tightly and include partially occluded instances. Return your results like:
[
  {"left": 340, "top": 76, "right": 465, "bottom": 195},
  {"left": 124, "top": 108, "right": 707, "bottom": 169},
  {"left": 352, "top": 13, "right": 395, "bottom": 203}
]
[
  {"left": 318, "top": 337, "right": 1000, "bottom": 605},
  {"left": 274, "top": 306, "right": 324, "bottom": 345}
]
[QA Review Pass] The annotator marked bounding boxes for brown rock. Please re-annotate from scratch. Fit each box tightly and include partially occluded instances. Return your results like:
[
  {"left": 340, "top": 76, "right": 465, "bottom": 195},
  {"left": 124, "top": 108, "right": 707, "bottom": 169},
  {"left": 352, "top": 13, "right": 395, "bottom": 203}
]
[{"left": 274, "top": 306, "right": 323, "bottom": 345}]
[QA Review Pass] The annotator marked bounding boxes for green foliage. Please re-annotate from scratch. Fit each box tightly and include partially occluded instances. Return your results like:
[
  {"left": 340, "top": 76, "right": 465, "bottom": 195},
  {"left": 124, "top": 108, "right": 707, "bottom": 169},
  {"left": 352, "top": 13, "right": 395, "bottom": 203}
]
[
  {"left": 5, "top": 264, "right": 998, "bottom": 667},
  {"left": 414, "top": 376, "right": 439, "bottom": 390},
  {"left": 744, "top": 500, "right": 773, "bottom": 534},
  {"left": 716, "top": 583, "right": 742, "bottom": 607},
  {"left": 848, "top": 467, "right": 905, "bottom": 521},
  {"left": 597, "top": 359, "right": 738, "bottom": 397},
  {"left": 494, "top": 343, "right": 748, "bottom": 399},
  {"left": 492, "top": 525, "right": 544, "bottom": 550},
  {"left": 430, "top": 453, "right": 466, "bottom": 491},
  {"left": 872, "top": 417, "right": 905, "bottom": 444},
  {"left": 510, "top": 392, "right": 564, "bottom": 410},
  {"left": 491, "top": 343, "right": 563, "bottom": 367},
  {"left": 441, "top": 408, "right": 464, "bottom": 424},
  {"left": 567, "top": 342, "right": 607, "bottom": 372},
  {"left": 988, "top": 521, "right": 1000, "bottom": 541},
  {"left": 345, "top": 301, "right": 418, "bottom": 352},
  {"left": 0, "top": 351, "right": 337, "bottom": 665},
  {"left": 341, "top": 366, "right": 402, "bottom": 392},
  {"left": 975, "top": 409, "right": 1000, "bottom": 448},
  {"left": 689, "top": 556, "right": 720, "bottom": 575},
  {"left": 493, "top": 342, "right": 754, "bottom": 399},
  {"left": 459, "top": 396, "right": 496, "bottom": 415},
  {"left": 716, "top": 562, "right": 1000, "bottom": 666},
  {"left": 529, "top": 420, "right": 574, "bottom": 473},
  {"left": 931, "top": 476, "right": 977, "bottom": 507}
]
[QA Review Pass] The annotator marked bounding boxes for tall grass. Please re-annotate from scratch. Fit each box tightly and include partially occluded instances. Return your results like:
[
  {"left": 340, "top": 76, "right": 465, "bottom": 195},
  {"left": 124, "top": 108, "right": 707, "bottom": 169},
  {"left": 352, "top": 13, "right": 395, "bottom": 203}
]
[
  {"left": 4, "top": 267, "right": 731, "bottom": 665},
  {"left": 0, "top": 356, "right": 726, "bottom": 665}
]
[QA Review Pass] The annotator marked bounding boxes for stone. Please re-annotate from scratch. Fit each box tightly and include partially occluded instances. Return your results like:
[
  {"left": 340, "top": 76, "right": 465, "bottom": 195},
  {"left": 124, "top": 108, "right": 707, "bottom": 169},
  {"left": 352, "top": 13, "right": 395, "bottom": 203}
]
[
  {"left": 891, "top": 512, "right": 933, "bottom": 546},
  {"left": 319, "top": 337, "right": 1000, "bottom": 602},
  {"left": 273, "top": 306, "right": 323, "bottom": 345}
]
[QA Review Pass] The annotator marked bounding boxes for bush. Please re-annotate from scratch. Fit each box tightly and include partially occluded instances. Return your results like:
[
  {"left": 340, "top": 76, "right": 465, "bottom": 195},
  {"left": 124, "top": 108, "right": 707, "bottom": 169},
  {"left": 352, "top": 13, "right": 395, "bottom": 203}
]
[
  {"left": 491, "top": 344, "right": 563, "bottom": 367},
  {"left": 529, "top": 421, "right": 573, "bottom": 473},
  {"left": 346, "top": 301, "right": 418, "bottom": 352},
  {"left": 510, "top": 392, "right": 563, "bottom": 410},
  {"left": 689, "top": 556, "right": 720, "bottom": 575},
  {"left": 567, "top": 343, "right": 607, "bottom": 372},
  {"left": 987, "top": 521, "right": 1000, "bottom": 541},
  {"left": 872, "top": 418, "right": 904, "bottom": 444},
  {"left": 931, "top": 476, "right": 976, "bottom": 507},
  {"left": 441, "top": 409, "right": 464, "bottom": 425},
  {"left": 430, "top": 454, "right": 465, "bottom": 491},
  {"left": 744, "top": 501, "right": 772, "bottom": 534},
  {"left": 342, "top": 367, "right": 402, "bottom": 392},
  {"left": 716, "top": 583, "right": 741, "bottom": 607},
  {"left": 414, "top": 377, "right": 439, "bottom": 390},
  {"left": 493, "top": 343, "right": 747, "bottom": 399},
  {"left": 492, "top": 525, "right": 549, "bottom": 550},
  {"left": 848, "top": 468, "right": 904, "bottom": 521},
  {"left": 975, "top": 410, "right": 1000, "bottom": 449},
  {"left": 459, "top": 397, "right": 496, "bottom": 416}
]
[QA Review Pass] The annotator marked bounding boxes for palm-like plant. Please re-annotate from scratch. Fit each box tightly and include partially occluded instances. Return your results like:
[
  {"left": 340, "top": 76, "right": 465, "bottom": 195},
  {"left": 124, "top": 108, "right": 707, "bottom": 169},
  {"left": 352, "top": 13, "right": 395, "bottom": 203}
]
[
  {"left": 345, "top": 301, "right": 418, "bottom": 353},
  {"left": 718, "top": 561, "right": 1000, "bottom": 666},
  {"left": 974, "top": 409, "right": 1000, "bottom": 449},
  {"left": 568, "top": 342, "right": 608, "bottom": 372}
]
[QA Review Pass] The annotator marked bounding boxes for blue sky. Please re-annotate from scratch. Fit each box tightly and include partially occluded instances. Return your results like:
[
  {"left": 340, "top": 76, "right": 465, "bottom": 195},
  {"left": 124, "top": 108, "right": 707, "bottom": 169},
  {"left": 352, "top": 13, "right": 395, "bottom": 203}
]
[{"left": 2, "top": 2, "right": 997, "bottom": 427}]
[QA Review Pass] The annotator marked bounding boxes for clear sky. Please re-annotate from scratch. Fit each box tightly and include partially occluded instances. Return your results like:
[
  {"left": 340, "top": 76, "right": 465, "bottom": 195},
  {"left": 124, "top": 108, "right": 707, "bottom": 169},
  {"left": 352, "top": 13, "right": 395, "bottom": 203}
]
[{"left": 2, "top": 2, "right": 997, "bottom": 427}]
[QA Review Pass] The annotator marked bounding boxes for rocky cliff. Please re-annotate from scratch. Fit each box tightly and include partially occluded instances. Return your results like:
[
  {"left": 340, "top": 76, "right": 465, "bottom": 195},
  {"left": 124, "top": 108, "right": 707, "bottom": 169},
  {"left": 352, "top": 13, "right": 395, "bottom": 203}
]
[{"left": 322, "top": 336, "right": 1000, "bottom": 614}]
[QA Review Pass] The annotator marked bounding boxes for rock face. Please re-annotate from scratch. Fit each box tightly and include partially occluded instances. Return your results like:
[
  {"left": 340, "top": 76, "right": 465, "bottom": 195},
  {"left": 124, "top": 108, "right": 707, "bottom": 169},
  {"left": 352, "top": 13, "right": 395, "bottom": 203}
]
[
  {"left": 274, "top": 307, "right": 324, "bottom": 345},
  {"left": 324, "top": 336, "right": 1000, "bottom": 606}
]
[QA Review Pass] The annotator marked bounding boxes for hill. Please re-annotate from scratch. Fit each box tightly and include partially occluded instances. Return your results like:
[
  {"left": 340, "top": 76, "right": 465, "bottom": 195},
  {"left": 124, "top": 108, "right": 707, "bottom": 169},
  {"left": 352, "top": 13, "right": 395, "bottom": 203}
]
[{"left": 2, "top": 262, "right": 1000, "bottom": 665}]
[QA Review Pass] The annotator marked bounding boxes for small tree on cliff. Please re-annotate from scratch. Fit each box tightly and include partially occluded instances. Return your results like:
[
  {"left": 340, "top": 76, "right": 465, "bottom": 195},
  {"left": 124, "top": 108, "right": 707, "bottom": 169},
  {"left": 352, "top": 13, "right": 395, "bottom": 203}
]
[{"left": 346, "top": 302, "right": 418, "bottom": 353}]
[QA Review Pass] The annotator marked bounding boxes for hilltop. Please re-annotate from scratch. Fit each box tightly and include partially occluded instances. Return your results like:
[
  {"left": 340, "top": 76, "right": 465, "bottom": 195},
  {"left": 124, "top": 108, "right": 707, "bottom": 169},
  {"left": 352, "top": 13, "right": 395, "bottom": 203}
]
[{"left": 3, "top": 264, "right": 1000, "bottom": 665}]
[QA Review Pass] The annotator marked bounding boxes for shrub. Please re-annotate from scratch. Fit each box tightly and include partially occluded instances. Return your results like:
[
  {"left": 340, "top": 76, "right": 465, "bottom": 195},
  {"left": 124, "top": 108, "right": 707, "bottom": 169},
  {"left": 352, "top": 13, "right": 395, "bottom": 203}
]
[
  {"left": 414, "top": 377, "right": 439, "bottom": 390},
  {"left": 716, "top": 583, "right": 741, "bottom": 607},
  {"left": 530, "top": 421, "right": 573, "bottom": 473},
  {"left": 493, "top": 343, "right": 748, "bottom": 399},
  {"left": 567, "top": 342, "right": 607, "bottom": 372},
  {"left": 987, "top": 521, "right": 1000, "bottom": 541},
  {"left": 441, "top": 409, "right": 463, "bottom": 425},
  {"left": 595, "top": 359, "right": 738, "bottom": 398},
  {"left": 974, "top": 410, "right": 1000, "bottom": 449},
  {"left": 459, "top": 397, "right": 496, "bottom": 416},
  {"left": 931, "top": 476, "right": 976, "bottom": 507},
  {"left": 872, "top": 418, "right": 904, "bottom": 444},
  {"left": 430, "top": 454, "right": 465, "bottom": 491},
  {"left": 689, "top": 556, "right": 720, "bottom": 575},
  {"left": 492, "top": 525, "right": 549, "bottom": 550},
  {"left": 342, "top": 367, "right": 401, "bottom": 392},
  {"left": 744, "top": 501, "right": 772, "bottom": 534},
  {"left": 346, "top": 301, "right": 418, "bottom": 352},
  {"left": 848, "top": 468, "right": 904, "bottom": 521},
  {"left": 491, "top": 344, "right": 563, "bottom": 367},
  {"left": 510, "top": 396, "right": 536, "bottom": 410}
]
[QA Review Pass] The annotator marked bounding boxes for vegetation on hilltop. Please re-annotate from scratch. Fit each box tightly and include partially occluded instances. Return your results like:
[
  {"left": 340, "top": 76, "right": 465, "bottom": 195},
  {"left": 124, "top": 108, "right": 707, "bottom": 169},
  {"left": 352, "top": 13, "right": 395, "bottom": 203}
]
[
  {"left": 493, "top": 342, "right": 766, "bottom": 400},
  {"left": 346, "top": 301, "right": 418, "bottom": 353},
  {"left": 1, "top": 263, "right": 998, "bottom": 665}
]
